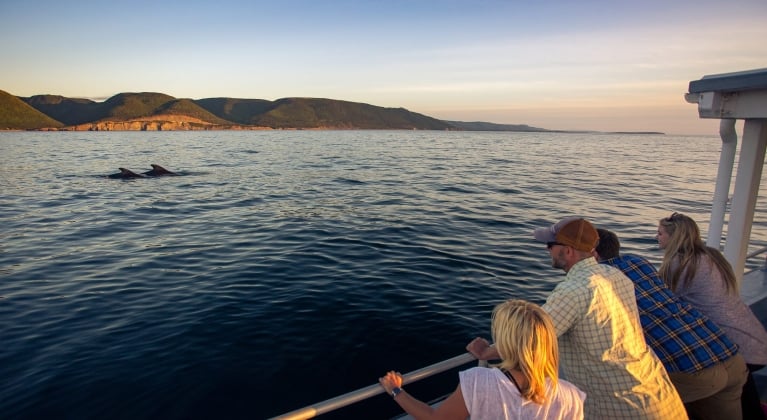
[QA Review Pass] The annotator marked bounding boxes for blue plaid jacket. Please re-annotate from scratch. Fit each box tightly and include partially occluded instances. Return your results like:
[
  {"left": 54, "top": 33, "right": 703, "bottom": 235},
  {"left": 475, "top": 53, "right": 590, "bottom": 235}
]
[{"left": 602, "top": 254, "right": 738, "bottom": 373}]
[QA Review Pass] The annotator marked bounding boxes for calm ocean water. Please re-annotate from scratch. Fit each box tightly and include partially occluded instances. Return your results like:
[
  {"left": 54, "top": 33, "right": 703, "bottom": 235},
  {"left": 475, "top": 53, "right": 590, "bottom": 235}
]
[{"left": 2, "top": 130, "right": 766, "bottom": 419}]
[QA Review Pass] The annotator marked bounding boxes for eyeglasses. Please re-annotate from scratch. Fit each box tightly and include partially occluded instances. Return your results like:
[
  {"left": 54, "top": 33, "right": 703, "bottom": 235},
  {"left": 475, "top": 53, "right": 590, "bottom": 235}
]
[
  {"left": 547, "top": 242, "right": 566, "bottom": 249},
  {"left": 664, "top": 212, "right": 681, "bottom": 222}
]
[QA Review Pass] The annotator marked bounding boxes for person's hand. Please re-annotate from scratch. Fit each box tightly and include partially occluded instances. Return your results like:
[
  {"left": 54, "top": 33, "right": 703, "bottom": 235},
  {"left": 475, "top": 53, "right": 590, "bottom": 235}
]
[
  {"left": 466, "top": 337, "right": 491, "bottom": 359},
  {"left": 379, "top": 370, "right": 403, "bottom": 395}
]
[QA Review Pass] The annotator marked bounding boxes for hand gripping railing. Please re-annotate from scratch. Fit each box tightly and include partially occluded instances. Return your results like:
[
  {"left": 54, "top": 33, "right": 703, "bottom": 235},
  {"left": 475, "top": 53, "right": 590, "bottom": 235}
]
[{"left": 269, "top": 352, "right": 478, "bottom": 420}]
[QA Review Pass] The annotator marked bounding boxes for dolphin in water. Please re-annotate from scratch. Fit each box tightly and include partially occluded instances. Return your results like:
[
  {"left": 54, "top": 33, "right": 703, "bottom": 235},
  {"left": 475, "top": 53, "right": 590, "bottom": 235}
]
[
  {"left": 108, "top": 167, "right": 145, "bottom": 179},
  {"left": 143, "top": 164, "right": 177, "bottom": 177},
  {"left": 107, "top": 164, "right": 178, "bottom": 179}
]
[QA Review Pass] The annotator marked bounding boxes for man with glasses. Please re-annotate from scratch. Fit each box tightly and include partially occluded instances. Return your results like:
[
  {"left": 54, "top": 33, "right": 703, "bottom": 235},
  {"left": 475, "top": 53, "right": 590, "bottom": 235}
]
[{"left": 468, "top": 217, "right": 686, "bottom": 419}]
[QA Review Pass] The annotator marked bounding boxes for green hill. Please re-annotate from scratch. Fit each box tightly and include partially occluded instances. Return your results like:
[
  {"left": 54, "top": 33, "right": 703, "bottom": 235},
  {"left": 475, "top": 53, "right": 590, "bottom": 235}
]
[
  {"left": 9, "top": 90, "right": 460, "bottom": 130},
  {"left": 23, "top": 94, "right": 100, "bottom": 125},
  {"left": 96, "top": 92, "right": 178, "bottom": 121},
  {"left": 24, "top": 93, "right": 233, "bottom": 126},
  {"left": 251, "top": 97, "right": 453, "bottom": 129},
  {"left": 194, "top": 98, "right": 275, "bottom": 125},
  {"left": 192, "top": 97, "right": 452, "bottom": 129},
  {"left": 154, "top": 99, "right": 234, "bottom": 125},
  {"left": 0, "top": 90, "right": 64, "bottom": 129},
  {"left": 3, "top": 90, "right": 562, "bottom": 132}
]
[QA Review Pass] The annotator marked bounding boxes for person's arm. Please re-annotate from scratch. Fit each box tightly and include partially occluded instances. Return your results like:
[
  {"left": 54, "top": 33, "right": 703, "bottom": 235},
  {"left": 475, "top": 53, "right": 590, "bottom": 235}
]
[
  {"left": 379, "top": 371, "right": 469, "bottom": 420},
  {"left": 465, "top": 337, "right": 499, "bottom": 360}
]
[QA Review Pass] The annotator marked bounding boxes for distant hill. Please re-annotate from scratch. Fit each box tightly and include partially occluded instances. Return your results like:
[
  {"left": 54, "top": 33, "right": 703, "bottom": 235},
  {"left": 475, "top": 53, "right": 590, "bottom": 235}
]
[
  {"left": 155, "top": 98, "right": 232, "bottom": 125},
  {"left": 4, "top": 91, "right": 461, "bottom": 131},
  {"left": 23, "top": 94, "right": 100, "bottom": 125},
  {"left": 244, "top": 97, "right": 452, "bottom": 129},
  {"left": 193, "top": 97, "right": 274, "bottom": 125},
  {"left": 0, "top": 90, "right": 64, "bottom": 130},
  {"left": 193, "top": 96, "right": 453, "bottom": 129},
  {"left": 97, "top": 92, "right": 178, "bottom": 121},
  {"left": 446, "top": 120, "right": 549, "bottom": 132},
  {"left": 2, "top": 89, "right": 658, "bottom": 133}
]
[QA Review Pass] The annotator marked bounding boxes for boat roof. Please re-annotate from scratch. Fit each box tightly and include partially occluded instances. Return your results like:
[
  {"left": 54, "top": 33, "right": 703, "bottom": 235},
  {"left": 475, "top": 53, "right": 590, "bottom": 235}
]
[
  {"left": 686, "top": 68, "right": 767, "bottom": 119},
  {"left": 689, "top": 67, "right": 767, "bottom": 94}
]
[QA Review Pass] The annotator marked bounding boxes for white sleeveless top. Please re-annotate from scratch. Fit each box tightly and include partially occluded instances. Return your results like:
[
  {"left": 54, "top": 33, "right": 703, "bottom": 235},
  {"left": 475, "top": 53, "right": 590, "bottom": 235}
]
[{"left": 459, "top": 367, "right": 585, "bottom": 420}]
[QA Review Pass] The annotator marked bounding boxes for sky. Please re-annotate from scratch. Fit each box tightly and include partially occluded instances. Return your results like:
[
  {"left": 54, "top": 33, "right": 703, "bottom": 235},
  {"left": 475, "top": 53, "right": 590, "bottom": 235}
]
[{"left": 1, "top": 0, "right": 766, "bottom": 135}]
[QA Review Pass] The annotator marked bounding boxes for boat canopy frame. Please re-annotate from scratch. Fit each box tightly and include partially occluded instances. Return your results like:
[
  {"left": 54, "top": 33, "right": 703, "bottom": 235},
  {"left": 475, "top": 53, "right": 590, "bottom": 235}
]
[{"left": 686, "top": 68, "right": 767, "bottom": 283}]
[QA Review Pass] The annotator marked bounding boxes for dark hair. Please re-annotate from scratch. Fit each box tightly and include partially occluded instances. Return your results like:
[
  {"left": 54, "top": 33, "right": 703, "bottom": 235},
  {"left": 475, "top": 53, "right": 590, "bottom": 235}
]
[{"left": 595, "top": 228, "right": 620, "bottom": 260}]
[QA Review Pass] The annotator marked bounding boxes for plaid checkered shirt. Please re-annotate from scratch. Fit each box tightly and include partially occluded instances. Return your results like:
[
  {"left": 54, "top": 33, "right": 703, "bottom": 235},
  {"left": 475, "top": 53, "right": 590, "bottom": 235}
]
[
  {"left": 601, "top": 254, "right": 738, "bottom": 373},
  {"left": 543, "top": 257, "right": 687, "bottom": 419}
]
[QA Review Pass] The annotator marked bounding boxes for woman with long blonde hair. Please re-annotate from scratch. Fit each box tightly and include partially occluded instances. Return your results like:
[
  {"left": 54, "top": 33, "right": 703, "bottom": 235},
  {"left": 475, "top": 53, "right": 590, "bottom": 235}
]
[
  {"left": 657, "top": 212, "right": 767, "bottom": 419},
  {"left": 379, "top": 299, "right": 585, "bottom": 419},
  {"left": 658, "top": 212, "right": 737, "bottom": 294},
  {"left": 492, "top": 299, "right": 560, "bottom": 405}
]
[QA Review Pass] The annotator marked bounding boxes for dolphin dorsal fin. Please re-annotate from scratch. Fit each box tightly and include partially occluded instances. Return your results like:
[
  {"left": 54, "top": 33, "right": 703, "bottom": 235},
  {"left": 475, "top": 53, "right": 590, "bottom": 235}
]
[
  {"left": 119, "top": 168, "right": 140, "bottom": 176},
  {"left": 147, "top": 164, "right": 175, "bottom": 175}
]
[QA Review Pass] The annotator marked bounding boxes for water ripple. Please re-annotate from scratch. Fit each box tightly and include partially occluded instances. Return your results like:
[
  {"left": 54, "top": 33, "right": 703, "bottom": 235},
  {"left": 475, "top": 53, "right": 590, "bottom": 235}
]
[{"left": 1, "top": 130, "right": 765, "bottom": 419}]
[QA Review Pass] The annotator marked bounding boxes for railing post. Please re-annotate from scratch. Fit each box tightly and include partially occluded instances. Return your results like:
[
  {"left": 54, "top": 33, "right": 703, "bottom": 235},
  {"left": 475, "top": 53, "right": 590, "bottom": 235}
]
[{"left": 708, "top": 119, "right": 737, "bottom": 249}]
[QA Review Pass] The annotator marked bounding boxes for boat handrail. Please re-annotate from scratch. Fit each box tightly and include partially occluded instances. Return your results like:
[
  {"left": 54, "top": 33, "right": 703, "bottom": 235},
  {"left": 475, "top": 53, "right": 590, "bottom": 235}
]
[
  {"left": 269, "top": 352, "right": 478, "bottom": 420},
  {"left": 744, "top": 245, "right": 767, "bottom": 276}
]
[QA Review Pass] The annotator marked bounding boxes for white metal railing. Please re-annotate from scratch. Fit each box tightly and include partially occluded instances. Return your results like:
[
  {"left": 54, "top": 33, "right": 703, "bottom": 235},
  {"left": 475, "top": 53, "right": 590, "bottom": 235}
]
[
  {"left": 269, "top": 352, "right": 478, "bottom": 420},
  {"left": 745, "top": 245, "right": 767, "bottom": 275},
  {"left": 746, "top": 245, "right": 767, "bottom": 261}
]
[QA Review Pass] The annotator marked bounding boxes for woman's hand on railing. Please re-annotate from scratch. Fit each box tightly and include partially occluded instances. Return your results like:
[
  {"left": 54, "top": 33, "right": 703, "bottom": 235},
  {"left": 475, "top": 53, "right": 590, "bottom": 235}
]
[
  {"left": 466, "top": 337, "right": 499, "bottom": 360},
  {"left": 378, "top": 371, "right": 403, "bottom": 395}
]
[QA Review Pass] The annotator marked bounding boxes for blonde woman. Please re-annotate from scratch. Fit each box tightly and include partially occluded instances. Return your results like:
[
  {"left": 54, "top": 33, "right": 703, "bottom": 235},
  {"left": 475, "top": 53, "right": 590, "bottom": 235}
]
[
  {"left": 379, "top": 300, "right": 585, "bottom": 420},
  {"left": 658, "top": 212, "right": 767, "bottom": 419}
]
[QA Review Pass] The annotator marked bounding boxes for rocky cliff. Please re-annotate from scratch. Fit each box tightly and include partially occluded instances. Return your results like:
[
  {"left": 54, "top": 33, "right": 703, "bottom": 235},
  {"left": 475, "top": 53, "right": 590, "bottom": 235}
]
[{"left": 41, "top": 115, "right": 272, "bottom": 131}]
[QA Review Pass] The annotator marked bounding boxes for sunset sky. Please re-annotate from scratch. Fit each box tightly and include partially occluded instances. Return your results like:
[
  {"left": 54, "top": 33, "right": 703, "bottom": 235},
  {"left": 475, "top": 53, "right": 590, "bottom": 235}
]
[{"left": 1, "top": 0, "right": 765, "bottom": 135}]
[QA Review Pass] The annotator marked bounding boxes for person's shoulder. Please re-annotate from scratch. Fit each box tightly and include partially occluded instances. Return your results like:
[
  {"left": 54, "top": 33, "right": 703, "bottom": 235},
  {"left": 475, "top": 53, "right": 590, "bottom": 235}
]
[
  {"left": 595, "top": 260, "right": 629, "bottom": 277},
  {"left": 460, "top": 366, "right": 502, "bottom": 381},
  {"left": 569, "top": 258, "right": 603, "bottom": 278},
  {"left": 556, "top": 378, "right": 587, "bottom": 400},
  {"left": 617, "top": 254, "right": 661, "bottom": 277},
  {"left": 620, "top": 253, "right": 653, "bottom": 265},
  {"left": 698, "top": 252, "right": 718, "bottom": 268},
  {"left": 550, "top": 275, "right": 589, "bottom": 295}
]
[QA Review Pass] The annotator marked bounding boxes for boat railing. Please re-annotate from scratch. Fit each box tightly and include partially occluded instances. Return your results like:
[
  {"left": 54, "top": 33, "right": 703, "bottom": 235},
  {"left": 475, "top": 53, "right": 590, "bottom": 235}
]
[
  {"left": 745, "top": 245, "right": 767, "bottom": 274},
  {"left": 269, "top": 352, "right": 479, "bottom": 420},
  {"left": 738, "top": 243, "right": 767, "bottom": 306},
  {"left": 746, "top": 245, "right": 767, "bottom": 261}
]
